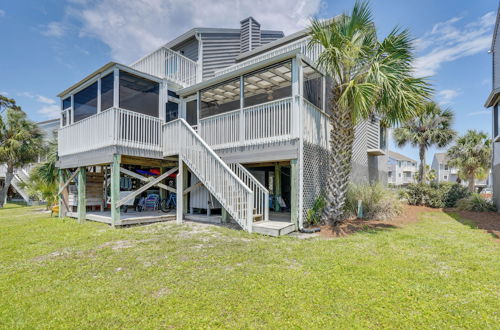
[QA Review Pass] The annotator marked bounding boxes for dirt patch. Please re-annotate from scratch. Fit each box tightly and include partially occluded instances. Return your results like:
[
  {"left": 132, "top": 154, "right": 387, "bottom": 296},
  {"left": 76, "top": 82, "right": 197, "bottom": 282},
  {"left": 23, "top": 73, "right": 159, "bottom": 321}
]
[
  {"left": 315, "top": 205, "right": 440, "bottom": 238},
  {"left": 445, "top": 208, "right": 500, "bottom": 242}
]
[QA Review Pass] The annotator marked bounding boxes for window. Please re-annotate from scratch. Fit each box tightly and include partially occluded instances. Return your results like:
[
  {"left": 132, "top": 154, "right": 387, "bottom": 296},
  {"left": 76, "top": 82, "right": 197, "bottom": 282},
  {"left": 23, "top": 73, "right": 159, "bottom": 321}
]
[
  {"left": 186, "top": 99, "right": 197, "bottom": 126},
  {"left": 444, "top": 164, "right": 449, "bottom": 170},
  {"left": 73, "top": 82, "right": 98, "bottom": 123},
  {"left": 399, "top": 173, "right": 402, "bottom": 177},
  {"left": 444, "top": 175, "right": 448, "bottom": 180},
  {"left": 62, "top": 97, "right": 71, "bottom": 110},
  {"left": 243, "top": 60, "right": 292, "bottom": 107},
  {"left": 168, "top": 90, "right": 179, "bottom": 98},
  {"left": 101, "top": 73, "right": 114, "bottom": 111},
  {"left": 388, "top": 171, "right": 392, "bottom": 177},
  {"left": 165, "top": 101, "right": 179, "bottom": 123},
  {"left": 303, "top": 63, "right": 323, "bottom": 109},
  {"left": 405, "top": 172, "right": 411, "bottom": 178},
  {"left": 119, "top": 71, "right": 159, "bottom": 117},
  {"left": 200, "top": 78, "right": 240, "bottom": 118}
]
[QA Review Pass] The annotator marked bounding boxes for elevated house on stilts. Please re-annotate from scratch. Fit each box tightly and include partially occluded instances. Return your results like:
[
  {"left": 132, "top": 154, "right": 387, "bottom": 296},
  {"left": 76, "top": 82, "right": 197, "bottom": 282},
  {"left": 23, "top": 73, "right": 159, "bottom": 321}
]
[{"left": 57, "top": 17, "right": 388, "bottom": 236}]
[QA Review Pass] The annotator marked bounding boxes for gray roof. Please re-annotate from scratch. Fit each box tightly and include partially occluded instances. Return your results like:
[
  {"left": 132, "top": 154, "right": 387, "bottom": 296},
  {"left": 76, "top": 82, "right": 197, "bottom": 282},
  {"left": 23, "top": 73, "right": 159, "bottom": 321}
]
[
  {"left": 387, "top": 151, "right": 416, "bottom": 162},
  {"left": 434, "top": 152, "right": 449, "bottom": 163}
]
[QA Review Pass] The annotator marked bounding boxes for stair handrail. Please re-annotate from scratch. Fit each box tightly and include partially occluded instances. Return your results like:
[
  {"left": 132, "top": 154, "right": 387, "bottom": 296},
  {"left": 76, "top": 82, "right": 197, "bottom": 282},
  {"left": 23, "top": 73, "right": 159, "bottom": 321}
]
[
  {"left": 229, "top": 163, "right": 269, "bottom": 221},
  {"left": 163, "top": 119, "right": 254, "bottom": 231}
]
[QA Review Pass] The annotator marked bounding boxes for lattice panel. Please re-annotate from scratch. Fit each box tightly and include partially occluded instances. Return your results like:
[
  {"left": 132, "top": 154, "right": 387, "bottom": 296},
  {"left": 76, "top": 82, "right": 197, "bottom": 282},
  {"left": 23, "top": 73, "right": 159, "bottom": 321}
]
[{"left": 301, "top": 142, "right": 330, "bottom": 221}]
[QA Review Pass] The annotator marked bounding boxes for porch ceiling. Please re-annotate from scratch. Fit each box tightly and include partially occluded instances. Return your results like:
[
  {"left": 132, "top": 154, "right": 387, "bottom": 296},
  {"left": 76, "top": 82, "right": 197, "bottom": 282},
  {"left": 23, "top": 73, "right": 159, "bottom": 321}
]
[{"left": 201, "top": 62, "right": 292, "bottom": 105}]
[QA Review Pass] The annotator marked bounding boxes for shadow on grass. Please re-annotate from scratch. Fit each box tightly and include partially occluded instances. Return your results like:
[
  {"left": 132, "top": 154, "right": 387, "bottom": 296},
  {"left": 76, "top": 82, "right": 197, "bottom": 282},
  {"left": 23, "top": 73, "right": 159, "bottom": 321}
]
[
  {"left": 444, "top": 209, "right": 500, "bottom": 241},
  {"left": 318, "top": 221, "right": 398, "bottom": 238},
  {"left": 0, "top": 202, "right": 29, "bottom": 211}
]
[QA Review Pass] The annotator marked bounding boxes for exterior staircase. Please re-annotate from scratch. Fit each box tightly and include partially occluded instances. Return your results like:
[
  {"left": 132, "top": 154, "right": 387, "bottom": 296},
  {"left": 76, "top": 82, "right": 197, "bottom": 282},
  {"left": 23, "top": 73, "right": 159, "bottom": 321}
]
[
  {"left": 0, "top": 165, "right": 31, "bottom": 205},
  {"left": 162, "top": 118, "right": 295, "bottom": 236}
]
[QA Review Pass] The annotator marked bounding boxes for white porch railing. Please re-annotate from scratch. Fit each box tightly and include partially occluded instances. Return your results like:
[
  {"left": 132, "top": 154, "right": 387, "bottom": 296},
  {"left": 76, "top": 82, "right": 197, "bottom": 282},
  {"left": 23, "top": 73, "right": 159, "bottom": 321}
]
[
  {"left": 199, "top": 97, "right": 294, "bottom": 150},
  {"left": 58, "top": 108, "right": 162, "bottom": 157},
  {"left": 163, "top": 119, "right": 254, "bottom": 232},
  {"left": 200, "top": 110, "right": 240, "bottom": 149},
  {"left": 130, "top": 47, "right": 198, "bottom": 87},
  {"left": 215, "top": 36, "right": 323, "bottom": 77},
  {"left": 229, "top": 163, "right": 269, "bottom": 221},
  {"left": 302, "top": 98, "right": 330, "bottom": 149}
]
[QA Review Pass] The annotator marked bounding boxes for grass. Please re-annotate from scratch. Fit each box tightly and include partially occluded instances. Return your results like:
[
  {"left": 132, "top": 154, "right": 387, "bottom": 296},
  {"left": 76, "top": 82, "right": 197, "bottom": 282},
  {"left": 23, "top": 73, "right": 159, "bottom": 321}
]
[{"left": 0, "top": 204, "right": 499, "bottom": 328}]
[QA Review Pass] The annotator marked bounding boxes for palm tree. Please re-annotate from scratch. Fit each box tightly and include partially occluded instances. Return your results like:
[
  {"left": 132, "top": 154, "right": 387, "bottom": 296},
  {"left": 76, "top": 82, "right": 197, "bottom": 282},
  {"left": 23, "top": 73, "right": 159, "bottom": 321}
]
[
  {"left": 447, "top": 130, "right": 491, "bottom": 192},
  {"left": 308, "top": 1, "right": 431, "bottom": 225},
  {"left": 0, "top": 106, "right": 44, "bottom": 207},
  {"left": 393, "top": 102, "right": 455, "bottom": 184},
  {"left": 413, "top": 164, "right": 436, "bottom": 183}
]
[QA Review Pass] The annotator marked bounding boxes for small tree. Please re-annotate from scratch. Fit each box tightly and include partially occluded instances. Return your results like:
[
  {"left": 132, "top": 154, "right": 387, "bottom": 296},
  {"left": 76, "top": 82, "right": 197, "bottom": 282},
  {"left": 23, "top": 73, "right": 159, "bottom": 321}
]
[
  {"left": 447, "top": 130, "right": 491, "bottom": 192},
  {"left": 413, "top": 164, "right": 436, "bottom": 183},
  {"left": 0, "top": 104, "right": 44, "bottom": 207},
  {"left": 20, "top": 135, "right": 58, "bottom": 208},
  {"left": 393, "top": 102, "right": 456, "bottom": 183}
]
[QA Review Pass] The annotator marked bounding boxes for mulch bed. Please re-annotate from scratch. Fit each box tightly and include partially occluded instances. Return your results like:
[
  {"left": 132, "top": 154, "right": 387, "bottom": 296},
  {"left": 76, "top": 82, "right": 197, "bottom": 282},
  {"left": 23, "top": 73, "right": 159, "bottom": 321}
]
[
  {"left": 445, "top": 208, "right": 500, "bottom": 242},
  {"left": 315, "top": 205, "right": 439, "bottom": 238}
]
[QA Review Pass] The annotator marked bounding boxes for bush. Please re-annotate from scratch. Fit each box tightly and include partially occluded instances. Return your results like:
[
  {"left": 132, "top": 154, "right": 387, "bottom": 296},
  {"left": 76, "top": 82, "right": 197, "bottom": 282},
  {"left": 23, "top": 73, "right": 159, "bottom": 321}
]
[
  {"left": 404, "top": 183, "right": 470, "bottom": 208},
  {"left": 456, "top": 194, "right": 496, "bottom": 212},
  {"left": 345, "top": 183, "right": 402, "bottom": 220},
  {"left": 306, "top": 194, "right": 326, "bottom": 226}
]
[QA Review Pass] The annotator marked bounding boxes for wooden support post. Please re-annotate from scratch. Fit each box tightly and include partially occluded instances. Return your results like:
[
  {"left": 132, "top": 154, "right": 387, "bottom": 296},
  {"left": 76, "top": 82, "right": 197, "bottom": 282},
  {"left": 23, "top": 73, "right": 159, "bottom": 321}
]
[
  {"left": 274, "top": 163, "right": 282, "bottom": 212},
  {"left": 290, "top": 159, "right": 299, "bottom": 228},
  {"left": 176, "top": 157, "right": 183, "bottom": 224},
  {"left": 183, "top": 163, "right": 189, "bottom": 214},
  {"left": 58, "top": 169, "right": 69, "bottom": 218},
  {"left": 77, "top": 167, "right": 86, "bottom": 223},
  {"left": 221, "top": 207, "right": 229, "bottom": 223},
  {"left": 110, "top": 155, "right": 121, "bottom": 227}
]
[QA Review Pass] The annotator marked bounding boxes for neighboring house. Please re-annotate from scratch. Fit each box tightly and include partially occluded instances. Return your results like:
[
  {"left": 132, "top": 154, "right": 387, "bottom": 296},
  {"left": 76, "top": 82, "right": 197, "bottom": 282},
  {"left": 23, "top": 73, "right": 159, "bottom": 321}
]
[
  {"left": 0, "top": 118, "right": 59, "bottom": 204},
  {"left": 387, "top": 151, "right": 417, "bottom": 186},
  {"left": 431, "top": 153, "right": 459, "bottom": 184},
  {"left": 485, "top": 3, "right": 500, "bottom": 209},
  {"left": 431, "top": 152, "right": 490, "bottom": 189},
  {"left": 56, "top": 17, "right": 388, "bottom": 236}
]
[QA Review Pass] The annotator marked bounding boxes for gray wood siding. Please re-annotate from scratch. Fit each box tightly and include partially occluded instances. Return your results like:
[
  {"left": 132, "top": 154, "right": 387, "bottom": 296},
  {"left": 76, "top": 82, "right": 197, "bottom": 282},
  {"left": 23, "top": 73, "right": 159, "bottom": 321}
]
[
  {"left": 494, "top": 24, "right": 500, "bottom": 90},
  {"left": 200, "top": 32, "right": 241, "bottom": 79},
  {"left": 261, "top": 31, "right": 284, "bottom": 45},
  {"left": 171, "top": 37, "right": 199, "bottom": 62}
]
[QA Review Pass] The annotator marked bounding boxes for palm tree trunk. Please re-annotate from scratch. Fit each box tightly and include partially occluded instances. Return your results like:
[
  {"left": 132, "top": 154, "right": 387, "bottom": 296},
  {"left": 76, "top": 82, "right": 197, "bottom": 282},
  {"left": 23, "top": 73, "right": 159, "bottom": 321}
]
[
  {"left": 418, "top": 144, "right": 426, "bottom": 184},
  {"left": 468, "top": 175, "right": 475, "bottom": 192},
  {"left": 0, "top": 164, "right": 14, "bottom": 208},
  {"left": 322, "top": 105, "right": 355, "bottom": 226}
]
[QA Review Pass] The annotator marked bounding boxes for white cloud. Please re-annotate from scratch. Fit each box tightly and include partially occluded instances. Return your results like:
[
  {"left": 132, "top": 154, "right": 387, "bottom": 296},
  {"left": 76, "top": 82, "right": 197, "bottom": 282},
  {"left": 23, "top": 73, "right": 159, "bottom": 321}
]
[
  {"left": 437, "top": 89, "right": 460, "bottom": 105},
  {"left": 0, "top": 91, "right": 8, "bottom": 96},
  {"left": 414, "top": 11, "right": 496, "bottom": 77},
  {"left": 36, "top": 95, "right": 56, "bottom": 105},
  {"left": 38, "top": 105, "right": 60, "bottom": 119},
  {"left": 468, "top": 110, "right": 491, "bottom": 116},
  {"left": 41, "top": 21, "right": 66, "bottom": 37},
  {"left": 66, "top": 0, "right": 322, "bottom": 63},
  {"left": 18, "top": 92, "right": 57, "bottom": 105}
]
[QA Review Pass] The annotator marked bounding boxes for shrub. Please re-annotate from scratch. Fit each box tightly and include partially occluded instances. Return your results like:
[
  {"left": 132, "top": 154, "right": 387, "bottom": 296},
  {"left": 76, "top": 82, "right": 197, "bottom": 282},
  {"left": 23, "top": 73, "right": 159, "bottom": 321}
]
[
  {"left": 442, "top": 183, "right": 470, "bottom": 207},
  {"left": 306, "top": 194, "right": 326, "bottom": 226},
  {"left": 405, "top": 183, "right": 471, "bottom": 208},
  {"left": 345, "top": 183, "right": 402, "bottom": 220},
  {"left": 456, "top": 194, "right": 496, "bottom": 212}
]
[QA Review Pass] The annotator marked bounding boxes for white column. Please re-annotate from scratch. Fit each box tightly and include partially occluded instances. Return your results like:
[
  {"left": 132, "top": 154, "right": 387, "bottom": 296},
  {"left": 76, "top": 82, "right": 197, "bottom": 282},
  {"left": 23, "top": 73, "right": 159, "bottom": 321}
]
[
  {"left": 176, "top": 157, "right": 183, "bottom": 224},
  {"left": 239, "top": 75, "right": 244, "bottom": 144},
  {"left": 113, "top": 67, "right": 119, "bottom": 108},
  {"left": 70, "top": 95, "right": 74, "bottom": 124},
  {"left": 97, "top": 78, "right": 102, "bottom": 113}
]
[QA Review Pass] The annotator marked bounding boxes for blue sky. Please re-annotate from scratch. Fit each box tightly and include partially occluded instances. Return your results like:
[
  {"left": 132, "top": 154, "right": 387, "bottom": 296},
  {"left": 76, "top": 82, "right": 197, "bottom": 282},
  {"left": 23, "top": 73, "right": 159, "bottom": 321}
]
[{"left": 0, "top": 0, "right": 496, "bottom": 164}]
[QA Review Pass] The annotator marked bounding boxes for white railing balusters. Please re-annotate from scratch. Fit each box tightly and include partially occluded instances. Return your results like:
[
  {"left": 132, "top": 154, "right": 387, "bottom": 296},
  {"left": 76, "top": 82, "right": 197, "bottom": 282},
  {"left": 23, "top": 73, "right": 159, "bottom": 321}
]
[
  {"left": 215, "top": 36, "right": 324, "bottom": 77},
  {"left": 229, "top": 163, "right": 269, "bottom": 221},
  {"left": 302, "top": 98, "right": 330, "bottom": 149},
  {"left": 162, "top": 119, "right": 254, "bottom": 232},
  {"left": 130, "top": 47, "right": 198, "bottom": 87},
  {"left": 58, "top": 108, "right": 162, "bottom": 157}
]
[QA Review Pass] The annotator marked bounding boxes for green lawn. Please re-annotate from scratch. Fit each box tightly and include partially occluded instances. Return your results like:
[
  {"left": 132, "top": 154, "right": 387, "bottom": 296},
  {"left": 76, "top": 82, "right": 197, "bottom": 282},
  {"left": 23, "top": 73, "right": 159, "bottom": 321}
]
[{"left": 0, "top": 204, "right": 499, "bottom": 328}]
